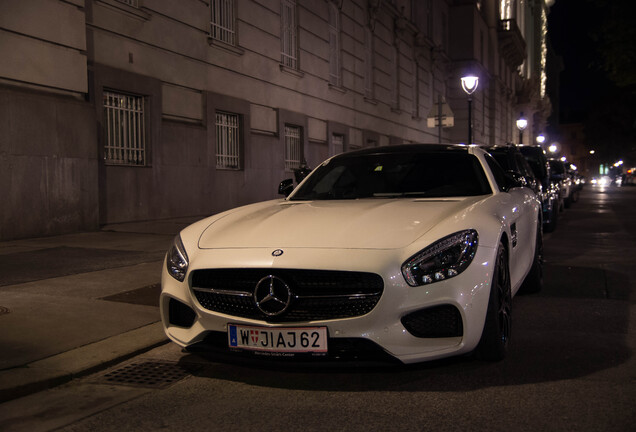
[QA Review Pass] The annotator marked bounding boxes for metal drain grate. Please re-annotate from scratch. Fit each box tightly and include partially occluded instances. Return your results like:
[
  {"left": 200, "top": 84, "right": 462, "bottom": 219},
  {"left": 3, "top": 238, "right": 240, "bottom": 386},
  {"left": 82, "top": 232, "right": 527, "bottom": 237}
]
[{"left": 95, "top": 361, "right": 195, "bottom": 389}]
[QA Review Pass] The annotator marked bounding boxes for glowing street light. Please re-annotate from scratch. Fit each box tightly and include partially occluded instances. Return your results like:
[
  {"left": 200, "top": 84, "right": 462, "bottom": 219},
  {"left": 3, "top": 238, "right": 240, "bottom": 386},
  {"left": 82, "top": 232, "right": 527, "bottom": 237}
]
[
  {"left": 461, "top": 75, "right": 479, "bottom": 144},
  {"left": 516, "top": 113, "right": 528, "bottom": 144},
  {"left": 536, "top": 134, "right": 546, "bottom": 144},
  {"left": 549, "top": 144, "right": 558, "bottom": 153}
]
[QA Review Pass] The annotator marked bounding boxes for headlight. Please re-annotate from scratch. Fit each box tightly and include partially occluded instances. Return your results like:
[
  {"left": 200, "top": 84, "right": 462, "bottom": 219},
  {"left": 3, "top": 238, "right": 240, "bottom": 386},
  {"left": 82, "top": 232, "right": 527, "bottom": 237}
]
[
  {"left": 166, "top": 235, "right": 189, "bottom": 282},
  {"left": 402, "top": 230, "right": 478, "bottom": 287}
]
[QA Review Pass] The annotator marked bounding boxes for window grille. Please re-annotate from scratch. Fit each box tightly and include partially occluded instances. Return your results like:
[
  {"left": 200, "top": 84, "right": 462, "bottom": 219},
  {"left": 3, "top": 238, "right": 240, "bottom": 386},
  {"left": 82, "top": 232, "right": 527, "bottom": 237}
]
[
  {"left": 280, "top": 0, "right": 298, "bottom": 69},
  {"left": 115, "top": 0, "right": 138, "bottom": 7},
  {"left": 103, "top": 90, "right": 146, "bottom": 166},
  {"left": 211, "top": 0, "right": 236, "bottom": 45},
  {"left": 216, "top": 112, "right": 241, "bottom": 169},
  {"left": 285, "top": 125, "right": 302, "bottom": 171}
]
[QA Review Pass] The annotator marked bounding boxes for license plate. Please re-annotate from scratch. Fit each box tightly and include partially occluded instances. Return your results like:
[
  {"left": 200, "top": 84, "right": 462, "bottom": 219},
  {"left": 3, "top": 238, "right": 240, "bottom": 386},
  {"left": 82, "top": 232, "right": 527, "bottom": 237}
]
[{"left": 228, "top": 324, "right": 328, "bottom": 354}]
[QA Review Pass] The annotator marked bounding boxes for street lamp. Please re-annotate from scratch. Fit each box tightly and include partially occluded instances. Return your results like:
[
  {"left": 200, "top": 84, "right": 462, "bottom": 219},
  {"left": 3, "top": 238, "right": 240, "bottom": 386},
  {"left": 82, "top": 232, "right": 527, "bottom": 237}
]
[
  {"left": 536, "top": 134, "right": 546, "bottom": 144},
  {"left": 461, "top": 75, "right": 479, "bottom": 144},
  {"left": 516, "top": 113, "right": 528, "bottom": 144}
]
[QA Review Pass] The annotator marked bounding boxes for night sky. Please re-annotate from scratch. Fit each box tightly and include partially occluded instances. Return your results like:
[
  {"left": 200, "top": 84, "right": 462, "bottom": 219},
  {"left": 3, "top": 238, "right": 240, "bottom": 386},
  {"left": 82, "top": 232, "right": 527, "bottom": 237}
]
[{"left": 547, "top": 0, "right": 636, "bottom": 161}]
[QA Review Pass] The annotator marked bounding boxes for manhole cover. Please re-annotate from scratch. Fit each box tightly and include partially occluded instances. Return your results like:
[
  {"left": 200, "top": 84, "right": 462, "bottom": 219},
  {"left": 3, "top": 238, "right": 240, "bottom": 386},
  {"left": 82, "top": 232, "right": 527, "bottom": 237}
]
[
  {"left": 94, "top": 361, "right": 196, "bottom": 389},
  {"left": 0, "top": 306, "right": 9, "bottom": 316}
]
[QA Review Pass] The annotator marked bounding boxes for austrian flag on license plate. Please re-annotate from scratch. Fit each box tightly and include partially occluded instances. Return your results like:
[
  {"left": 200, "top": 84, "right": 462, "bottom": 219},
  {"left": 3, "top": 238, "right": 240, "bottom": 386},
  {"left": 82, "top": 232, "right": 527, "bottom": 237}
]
[{"left": 228, "top": 324, "right": 328, "bottom": 354}]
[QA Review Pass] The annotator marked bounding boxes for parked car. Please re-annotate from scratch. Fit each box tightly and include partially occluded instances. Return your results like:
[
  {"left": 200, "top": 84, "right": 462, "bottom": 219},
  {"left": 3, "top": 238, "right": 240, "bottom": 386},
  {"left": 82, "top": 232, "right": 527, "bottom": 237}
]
[
  {"left": 161, "top": 144, "right": 542, "bottom": 364},
  {"left": 549, "top": 159, "right": 574, "bottom": 208},
  {"left": 517, "top": 145, "right": 561, "bottom": 232},
  {"left": 485, "top": 144, "right": 541, "bottom": 196}
]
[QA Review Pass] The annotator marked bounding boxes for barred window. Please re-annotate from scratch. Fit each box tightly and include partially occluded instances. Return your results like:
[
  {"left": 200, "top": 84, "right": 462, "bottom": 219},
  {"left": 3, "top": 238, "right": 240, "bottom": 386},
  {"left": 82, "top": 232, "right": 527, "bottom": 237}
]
[
  {"left": 211, "top": 0, "right": 236, "bottom": 45},
  {"left": 280, "top": 0, "right": 298, "bottom": 69},
  {"left": 216, "top": 111, "right": 241, "bottom": 169},
  {"left": 285, "top": 125, "right": 302, "bottom": 171},
  {"left": 103, "top": 90, "right": 146, "bottom": 166}
]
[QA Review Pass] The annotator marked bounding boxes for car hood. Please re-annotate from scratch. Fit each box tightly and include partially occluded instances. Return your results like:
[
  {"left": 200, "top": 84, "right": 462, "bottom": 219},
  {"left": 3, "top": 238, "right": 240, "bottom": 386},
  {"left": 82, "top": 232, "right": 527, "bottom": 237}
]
[{"left": 198, "top": 197, "right": 485, "bottom": 250}]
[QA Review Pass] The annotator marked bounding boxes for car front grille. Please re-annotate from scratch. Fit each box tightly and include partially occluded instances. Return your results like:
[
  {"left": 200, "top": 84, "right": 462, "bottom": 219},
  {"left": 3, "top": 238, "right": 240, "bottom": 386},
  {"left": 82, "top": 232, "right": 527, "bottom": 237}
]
[{"left": 190, "top": 269, "right": 383, "bottom": 322}]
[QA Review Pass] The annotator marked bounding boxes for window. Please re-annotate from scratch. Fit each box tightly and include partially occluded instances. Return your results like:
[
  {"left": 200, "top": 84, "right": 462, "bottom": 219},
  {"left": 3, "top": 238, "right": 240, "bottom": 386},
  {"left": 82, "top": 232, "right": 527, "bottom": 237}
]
[
  {"left": 211, "top": 0, "right": 236, "bottom": 45},
  {"left": 364, "top": 27, "right": 374, "bottom": 99},
  {"left": 216, "top": 111, "right": 241, "bottom": 169},
  {"left": 391, "top": 43, "right": 399, "bottom": 110},
  {"left": 281, "top": 0, "right": 298, "bottom": 69},
  {"left": 331, "top": 133, "right": 344, "bottom": 155},
  {"left": 103, "top": 90, "right": 146, "bottom": 166},
  {"left": 284, "top": 125, "right": 302, "bottom": 171},
  {"left": 328, "top": 3, "right": 342, "bottom": 87}
]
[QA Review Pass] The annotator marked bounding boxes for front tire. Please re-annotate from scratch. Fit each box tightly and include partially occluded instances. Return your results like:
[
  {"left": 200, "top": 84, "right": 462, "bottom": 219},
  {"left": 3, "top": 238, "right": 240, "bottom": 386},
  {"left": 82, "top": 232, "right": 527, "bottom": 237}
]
[{"left": 476, "top": 243, "right": 512, "bottom": 361}]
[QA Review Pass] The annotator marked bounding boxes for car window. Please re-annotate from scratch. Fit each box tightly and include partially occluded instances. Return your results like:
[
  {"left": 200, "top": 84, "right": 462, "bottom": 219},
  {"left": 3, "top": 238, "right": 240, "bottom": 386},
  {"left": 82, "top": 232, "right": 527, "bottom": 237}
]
[
  {"left": 519, "top": 147, "right": 547, "bottom": 179},
  {"left": 490, "top": 152, "right": 511, "bottom": 171},
  {"left": 483, "top": 154, "right": 508, "bottom": 192},
  {"left": 290, "top": 151, "right": 492, "bottom": 200},
  {"left": 549, "top": 160, "right": 565, "bottom": 175},
  {"left": 515, "top": 154, "right": 533, "bottom": 178}
]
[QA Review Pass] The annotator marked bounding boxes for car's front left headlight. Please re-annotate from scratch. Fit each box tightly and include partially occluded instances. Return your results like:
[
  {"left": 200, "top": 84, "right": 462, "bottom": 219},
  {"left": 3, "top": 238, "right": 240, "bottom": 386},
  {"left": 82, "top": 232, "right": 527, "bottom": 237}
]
[
  {"left": 402, "top": 230, "right": 478, "bottom": 287},
  {"left": 166, "top": 235, "right": 189, "bottom": 282}
]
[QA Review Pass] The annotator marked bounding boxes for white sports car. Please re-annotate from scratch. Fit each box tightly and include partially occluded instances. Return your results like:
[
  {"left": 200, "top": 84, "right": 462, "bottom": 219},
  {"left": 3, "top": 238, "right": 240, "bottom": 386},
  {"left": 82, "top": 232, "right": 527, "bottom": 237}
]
[{"left": 160, "top": 144, "right": 542, "bottom": 364}]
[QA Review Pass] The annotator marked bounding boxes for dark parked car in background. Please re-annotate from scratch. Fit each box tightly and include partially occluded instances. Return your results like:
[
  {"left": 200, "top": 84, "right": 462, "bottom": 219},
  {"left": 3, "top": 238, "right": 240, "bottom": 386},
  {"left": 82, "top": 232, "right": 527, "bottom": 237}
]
[
  {"left": 549, "top": 158, "right": 575, "bottom": 209},
  {"left": 518, "top": 145, "right": 560, "bottom": 232},
  {"left": 485, "top": 145, "right": 541, "bottom": 196}
]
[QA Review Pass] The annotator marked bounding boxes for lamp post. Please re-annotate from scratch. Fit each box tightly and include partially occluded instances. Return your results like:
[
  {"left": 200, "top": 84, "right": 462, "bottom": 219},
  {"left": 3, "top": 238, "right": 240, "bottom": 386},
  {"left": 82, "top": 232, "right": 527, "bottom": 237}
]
[
  {"left": 461, "top": 75, "right": 479, "bottom": 144},
  {"left": 516, "top": 113, "right": 528, "bottom": 144}
]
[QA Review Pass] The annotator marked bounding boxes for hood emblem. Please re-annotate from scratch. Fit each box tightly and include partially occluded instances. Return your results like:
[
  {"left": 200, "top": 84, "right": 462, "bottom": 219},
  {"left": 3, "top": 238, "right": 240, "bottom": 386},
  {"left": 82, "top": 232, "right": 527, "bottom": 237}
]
[
  {"left": 254, "top": 275, "right": 291, "bottom": 316},
  {"left": 272, "top": 249, "right": 284, "bottom": 257}
]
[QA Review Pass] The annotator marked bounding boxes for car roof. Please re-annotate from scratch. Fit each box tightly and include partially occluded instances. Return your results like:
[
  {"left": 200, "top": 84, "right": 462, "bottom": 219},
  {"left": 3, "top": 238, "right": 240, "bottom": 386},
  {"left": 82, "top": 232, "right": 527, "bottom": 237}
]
[{"left": 336, "top": 144, "right": 476, "bottom": 158}]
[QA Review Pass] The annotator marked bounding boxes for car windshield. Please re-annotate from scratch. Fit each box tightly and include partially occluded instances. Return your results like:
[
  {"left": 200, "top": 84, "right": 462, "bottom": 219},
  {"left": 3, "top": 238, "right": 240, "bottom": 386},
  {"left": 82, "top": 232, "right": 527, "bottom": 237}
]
[{"left": 290, "top": 151, "right": 492, "bottom": 200}]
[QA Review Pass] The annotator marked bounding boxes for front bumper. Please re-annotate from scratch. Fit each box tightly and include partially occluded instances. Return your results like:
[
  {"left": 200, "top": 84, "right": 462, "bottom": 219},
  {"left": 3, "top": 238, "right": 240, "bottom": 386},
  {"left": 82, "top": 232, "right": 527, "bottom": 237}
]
[{"left": 160, "top": 245, "right": 497, "bottom": 364}]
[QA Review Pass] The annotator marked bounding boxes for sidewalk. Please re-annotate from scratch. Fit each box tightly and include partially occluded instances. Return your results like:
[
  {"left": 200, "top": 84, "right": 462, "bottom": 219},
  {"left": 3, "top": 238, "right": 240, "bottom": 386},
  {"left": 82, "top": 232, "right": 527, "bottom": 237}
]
[{"left": 0, "top": 216, "right": 202, "bottom": 403}]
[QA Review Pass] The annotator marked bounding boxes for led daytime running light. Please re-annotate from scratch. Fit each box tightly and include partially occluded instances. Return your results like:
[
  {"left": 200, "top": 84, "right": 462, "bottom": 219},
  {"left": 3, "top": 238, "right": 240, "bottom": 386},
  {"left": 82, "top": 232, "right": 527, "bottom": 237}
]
[{"left": 402, "top": 230, "right": 478, "bottom": 287}]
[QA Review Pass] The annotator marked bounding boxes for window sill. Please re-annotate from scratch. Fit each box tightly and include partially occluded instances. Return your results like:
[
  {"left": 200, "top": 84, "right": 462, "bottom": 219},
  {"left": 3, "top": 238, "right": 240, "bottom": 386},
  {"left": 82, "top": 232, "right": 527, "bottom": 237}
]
[
  {"left": 279, "top": 65, "right": 304, "bottom": 78},
  {"left": 95, "top": 0, "right": 150, "bottom": 21},
  {"left": 328, "top": 83, "right": 346, "bottom": 94},
  {"left": 207, "top": 38, "right": 245, "bottom": 56}
]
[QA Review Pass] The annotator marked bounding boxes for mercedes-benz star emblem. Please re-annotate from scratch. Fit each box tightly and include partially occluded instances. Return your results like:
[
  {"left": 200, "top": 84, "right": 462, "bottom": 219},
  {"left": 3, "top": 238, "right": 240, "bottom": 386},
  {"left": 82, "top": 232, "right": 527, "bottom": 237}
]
[{"left": 253, "top": 275, "right": 292, "bottom": 316}]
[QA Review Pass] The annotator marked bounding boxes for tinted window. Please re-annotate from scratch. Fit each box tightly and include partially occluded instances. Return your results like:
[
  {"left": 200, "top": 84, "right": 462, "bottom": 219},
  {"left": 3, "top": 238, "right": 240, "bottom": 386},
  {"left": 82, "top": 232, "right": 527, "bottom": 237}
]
[
  {"left": 519, "top": 147, "right": 548, "bottom": 179},
  {"left": 549, "top": 160, "right": 565, "bottom": 175},
  {"left": 490, "top": 152, "right": 511, "bottom": 171},
  {"left": 484, "top": 154, "right": 508, "bottom": 192},
  {"left": 291, "top": 151, "right": 492, "bottom": 200}
]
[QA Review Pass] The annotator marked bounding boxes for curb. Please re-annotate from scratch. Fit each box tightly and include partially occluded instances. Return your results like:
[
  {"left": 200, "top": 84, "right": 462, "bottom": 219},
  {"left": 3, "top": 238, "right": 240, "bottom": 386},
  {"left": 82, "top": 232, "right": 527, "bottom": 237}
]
[{"left": 0, "top": 322, "right": 168, "bottom": 403}]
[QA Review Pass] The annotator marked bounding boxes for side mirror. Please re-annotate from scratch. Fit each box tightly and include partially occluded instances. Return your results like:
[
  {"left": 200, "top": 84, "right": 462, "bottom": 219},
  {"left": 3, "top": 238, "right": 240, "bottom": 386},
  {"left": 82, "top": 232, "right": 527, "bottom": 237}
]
[{"left": 278, "top": 178, "right": 294, "bottom": 197}]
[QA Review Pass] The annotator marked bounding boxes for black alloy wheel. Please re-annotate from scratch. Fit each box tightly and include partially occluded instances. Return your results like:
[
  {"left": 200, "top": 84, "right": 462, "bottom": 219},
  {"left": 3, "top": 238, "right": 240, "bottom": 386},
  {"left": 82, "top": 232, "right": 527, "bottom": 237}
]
[{"left": 477, "top": 243, "right": 512, "bottom": 361}]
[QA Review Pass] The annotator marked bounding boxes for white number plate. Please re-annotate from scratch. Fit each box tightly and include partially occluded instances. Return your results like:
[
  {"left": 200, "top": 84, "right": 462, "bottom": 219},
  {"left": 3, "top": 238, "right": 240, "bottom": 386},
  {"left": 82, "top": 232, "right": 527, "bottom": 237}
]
[{"left": 228, "top": 324, "right": 328, "bottom": 354}]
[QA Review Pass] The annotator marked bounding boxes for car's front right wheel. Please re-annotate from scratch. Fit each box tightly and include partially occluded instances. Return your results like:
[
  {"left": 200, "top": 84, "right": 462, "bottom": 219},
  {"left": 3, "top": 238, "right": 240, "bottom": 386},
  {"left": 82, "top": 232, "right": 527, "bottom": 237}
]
[{"left": 476, "top": 242, "right": 511, "bottom": 361}]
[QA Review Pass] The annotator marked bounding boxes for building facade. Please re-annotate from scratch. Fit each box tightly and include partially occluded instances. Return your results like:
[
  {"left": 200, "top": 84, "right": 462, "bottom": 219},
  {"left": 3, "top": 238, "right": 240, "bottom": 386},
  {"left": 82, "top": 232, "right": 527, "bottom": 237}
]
[{"left": 0, "top": 0, "right": 552, "bottom": 240}]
